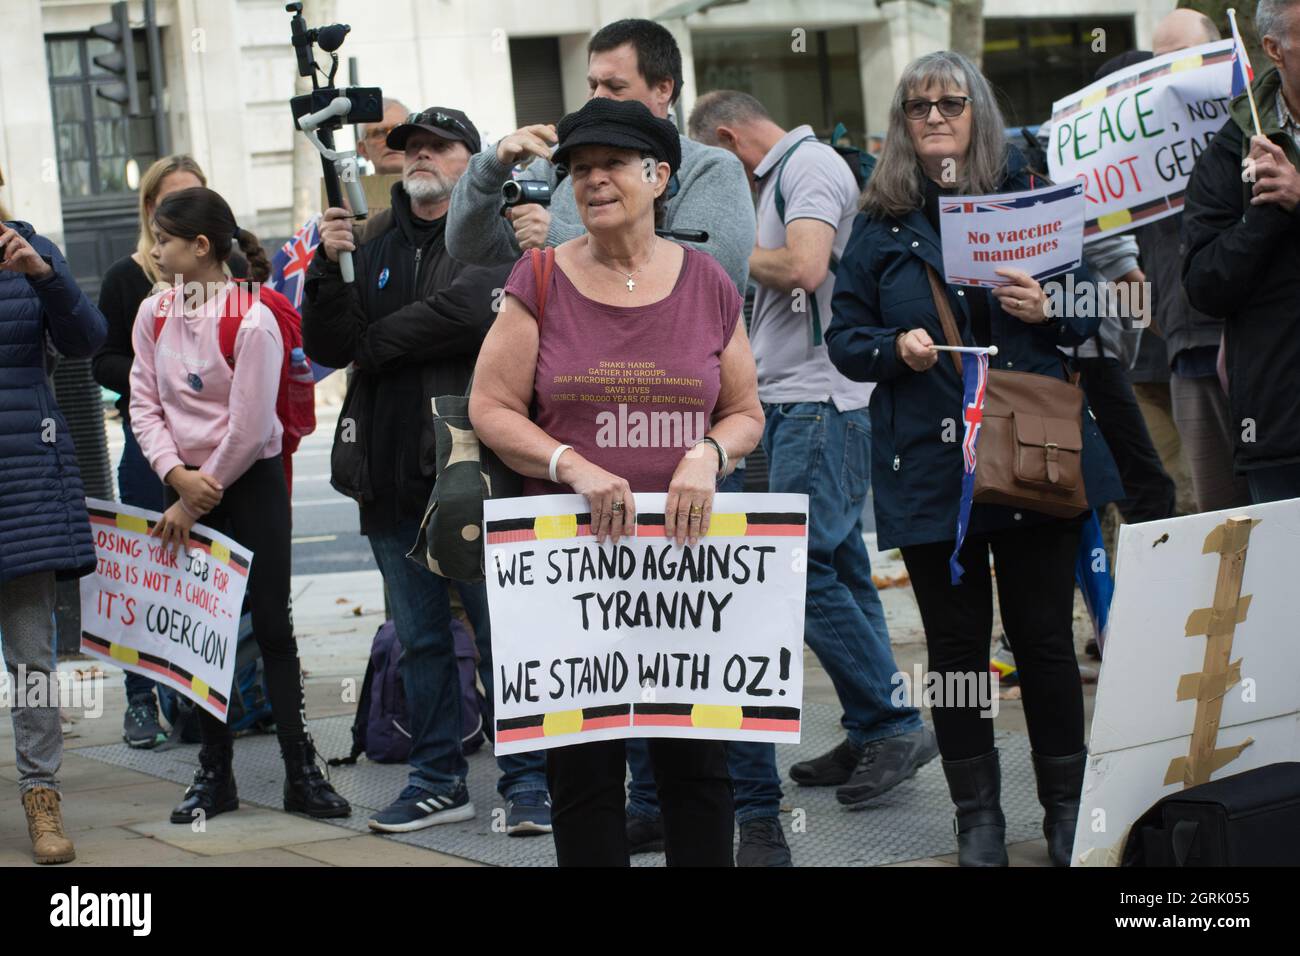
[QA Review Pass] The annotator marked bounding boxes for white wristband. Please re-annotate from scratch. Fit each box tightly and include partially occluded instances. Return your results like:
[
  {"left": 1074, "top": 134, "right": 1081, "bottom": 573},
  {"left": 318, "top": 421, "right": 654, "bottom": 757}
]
[{"left": 549, "top": 444, "right": 572, "bottom": 484}]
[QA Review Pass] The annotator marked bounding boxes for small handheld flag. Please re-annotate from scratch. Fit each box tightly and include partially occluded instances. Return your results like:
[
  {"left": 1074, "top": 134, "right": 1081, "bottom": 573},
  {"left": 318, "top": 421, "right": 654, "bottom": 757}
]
[
  {"left": 1227, "top": 7, "right": 1262, "bottom": 136},
  {"left": 1074, "top": 510, "right": 1114, "bottom": 654},
  {"left": 267, "top": 215, "right": 321, "bottom": 311},
  {"left": 949, "top": 349, "right": 991, "bottom": 585}
]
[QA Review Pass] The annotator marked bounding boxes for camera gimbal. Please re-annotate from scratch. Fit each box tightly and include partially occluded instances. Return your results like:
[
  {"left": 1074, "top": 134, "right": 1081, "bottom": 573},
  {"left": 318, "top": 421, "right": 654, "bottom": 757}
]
[{"left": 286, "top": 2, "right": 382, "bottom": 283}]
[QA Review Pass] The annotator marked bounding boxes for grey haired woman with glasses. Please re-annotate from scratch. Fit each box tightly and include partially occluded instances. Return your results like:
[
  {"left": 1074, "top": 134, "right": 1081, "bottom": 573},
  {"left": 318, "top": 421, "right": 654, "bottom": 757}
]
[{"left": 826, "top": 50, "right": 1122, "bottom": 868}]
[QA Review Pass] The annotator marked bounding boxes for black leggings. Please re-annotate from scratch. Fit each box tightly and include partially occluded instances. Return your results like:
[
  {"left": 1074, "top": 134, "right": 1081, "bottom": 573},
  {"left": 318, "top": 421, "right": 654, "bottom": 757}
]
[
  {"left": 901, "top": 517, "right": 1085, "bottom": 762},
  {"left": 165, "top": 455, "right": 304, "bottom": 745},
  {"left": 546, "top": 738, "right": 734, "bottom": 867}
]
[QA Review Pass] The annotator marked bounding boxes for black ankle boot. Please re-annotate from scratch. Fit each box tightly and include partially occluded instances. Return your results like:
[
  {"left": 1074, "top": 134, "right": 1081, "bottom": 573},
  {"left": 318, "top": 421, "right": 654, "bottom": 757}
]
[
  {"left": 1032, "top": 750, "right": 1086, "bottom": 867},
  {"left": 170, "top": 739, "right": 238, "bottom": 824},
  {"left": 941, "top": 750, "right": 1008, "bottom": 866},
  {"left": 281, "top": 735, "right": 351, "bottom": 818}
]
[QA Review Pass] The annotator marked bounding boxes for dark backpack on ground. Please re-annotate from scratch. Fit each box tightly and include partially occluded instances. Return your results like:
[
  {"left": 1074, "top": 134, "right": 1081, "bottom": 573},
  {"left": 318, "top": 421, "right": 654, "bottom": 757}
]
[
  {"left": 1122, "top": 762, "right": 1300, "bottom": 866},
  {"left": 329, "top": 618, "right": 486, "bottom": 766},
  {"left": 158, "top": 612, "right": 275, "bottom": 741}
]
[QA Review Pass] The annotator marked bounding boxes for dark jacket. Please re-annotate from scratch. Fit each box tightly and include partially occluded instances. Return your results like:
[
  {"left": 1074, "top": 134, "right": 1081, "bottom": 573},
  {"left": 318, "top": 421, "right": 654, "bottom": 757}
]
[
  {"left": 301, "top": 182, "right": 511, "bottom": 533},
  {"left": 0, "top": 222, "right": 107, "bottom": 584},
  {"left": 825, "top": 150, "right": 1123, "bottom": 550},
  {"left": 1134, "top": 215, "right": 1222, "bottom": 364},
  {"left": 92, "top": 254, "right": 152, "bottom": 415},
  {"left": 1183, "top": 67, "right": 1300, "bottom": 472}
]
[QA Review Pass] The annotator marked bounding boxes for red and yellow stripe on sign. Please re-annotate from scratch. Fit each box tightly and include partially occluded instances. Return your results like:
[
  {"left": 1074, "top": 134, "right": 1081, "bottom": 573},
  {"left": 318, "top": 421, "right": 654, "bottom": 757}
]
[
  {"left": 633, "top": 703, "right": 801, "bottom": 733},
  {"left": 496, "top": 703, "right": 631, "bottom": 743},
  {"left": 88, "top": 506, "right": 248, "bottom": 576},
  {"left": 485, "top": 513, "right": 593, "bottom": 545},
  {"left": 635, "top": 512, "right": 806, "bottom": 538},
  {"left": 81, "top": 631, "right": 228, "bottom": 716}
]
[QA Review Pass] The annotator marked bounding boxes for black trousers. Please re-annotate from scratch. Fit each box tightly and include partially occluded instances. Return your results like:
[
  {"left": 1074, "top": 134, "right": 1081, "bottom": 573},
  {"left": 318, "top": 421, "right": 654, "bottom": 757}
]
[
  {"left": 165, "top": 455, "right": 304, "bottom": 745},
  {"left": 1078, "top": 356, "right": 1175, "bottom": 523},
  {"left": 901, "top": 517, "right": 1085, "bottom": 762},
  {"left": 546, "top": 737, "right": 734, "bottom": 866}
]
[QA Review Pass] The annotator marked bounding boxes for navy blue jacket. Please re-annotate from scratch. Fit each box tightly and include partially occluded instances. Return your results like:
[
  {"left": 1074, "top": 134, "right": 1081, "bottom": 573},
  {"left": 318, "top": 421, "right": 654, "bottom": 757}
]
[
  {"left": 0, "top": 222, "right": 107, "bottom": 584},
  {"left": 825, "top": 152, "right": 1122, "bottom": 550}
]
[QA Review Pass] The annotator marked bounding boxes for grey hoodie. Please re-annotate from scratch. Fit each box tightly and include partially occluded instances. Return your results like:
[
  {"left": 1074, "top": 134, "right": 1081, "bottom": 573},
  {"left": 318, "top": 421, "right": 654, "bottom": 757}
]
[{"left": 446, "top": 135, "right": 756, "bottom": 295}]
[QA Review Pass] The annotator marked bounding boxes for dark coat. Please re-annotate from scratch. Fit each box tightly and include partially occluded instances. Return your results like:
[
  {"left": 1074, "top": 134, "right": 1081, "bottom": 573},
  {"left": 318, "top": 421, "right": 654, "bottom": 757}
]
[
  {"left": 0, "top": 222, "right": 107, "bottom": 584},
  {"left": 301, "top": 183, "right": 511, "bottom": 533},
  {"left": 825, "top": 150, "right": 1123, "bottom": 550},
  {"left": 1182, "top": 67, "right": 1300, "bottom": 472}
]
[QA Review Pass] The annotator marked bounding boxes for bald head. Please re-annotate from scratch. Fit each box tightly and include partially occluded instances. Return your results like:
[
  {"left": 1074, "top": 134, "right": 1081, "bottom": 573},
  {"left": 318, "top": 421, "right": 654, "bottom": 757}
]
[
  {"left": 358, "top": 98, "right": 411, "bottom": 174},
  {"left": 1152, "top": 8, "right": 1220, "bottom": 56}
]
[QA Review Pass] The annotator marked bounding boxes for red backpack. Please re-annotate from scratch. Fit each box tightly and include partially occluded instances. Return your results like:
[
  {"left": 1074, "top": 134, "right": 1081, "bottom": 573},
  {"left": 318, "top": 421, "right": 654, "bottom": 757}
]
[{"left": 153, "top": 282, "right": 316, "bottom": 493}]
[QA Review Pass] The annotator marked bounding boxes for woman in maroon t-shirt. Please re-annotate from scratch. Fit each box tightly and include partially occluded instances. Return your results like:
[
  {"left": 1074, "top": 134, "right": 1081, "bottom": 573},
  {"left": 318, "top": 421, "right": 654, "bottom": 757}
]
[{"left": 471, "top": 98, "right": 764, "bottom": 866}]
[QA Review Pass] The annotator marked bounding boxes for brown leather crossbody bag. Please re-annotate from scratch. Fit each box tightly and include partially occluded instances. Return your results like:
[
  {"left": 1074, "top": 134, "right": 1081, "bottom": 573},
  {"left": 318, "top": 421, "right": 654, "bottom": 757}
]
[{"left": 925, "top": 265, "right": 1089, "bottom": 518}]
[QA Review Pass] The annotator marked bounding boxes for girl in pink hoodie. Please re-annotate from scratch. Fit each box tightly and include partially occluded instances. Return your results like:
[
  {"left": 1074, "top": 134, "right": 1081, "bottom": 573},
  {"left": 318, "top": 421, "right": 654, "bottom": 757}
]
[{"left": 129, "top": 186, "right": 348, "bottom": 824}]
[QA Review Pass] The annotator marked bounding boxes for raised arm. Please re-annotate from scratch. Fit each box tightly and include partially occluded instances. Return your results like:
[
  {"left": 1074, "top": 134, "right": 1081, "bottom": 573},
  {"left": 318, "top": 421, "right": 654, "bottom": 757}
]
[{"left": 1183, "top": 125, "right": 1298, "bottom": 318}]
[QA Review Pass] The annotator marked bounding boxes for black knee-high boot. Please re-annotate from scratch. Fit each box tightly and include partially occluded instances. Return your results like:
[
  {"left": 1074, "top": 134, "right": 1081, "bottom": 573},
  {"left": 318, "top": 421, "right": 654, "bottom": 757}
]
[
  {"left": 170, "top": 715, "right": 238, "bottom": 824},
  {"left": 1032, "top": 750, "right": 1086, "bottom": 867},
  {"left": 941, "top": 750, "right": 1008, "bottom": 866}
]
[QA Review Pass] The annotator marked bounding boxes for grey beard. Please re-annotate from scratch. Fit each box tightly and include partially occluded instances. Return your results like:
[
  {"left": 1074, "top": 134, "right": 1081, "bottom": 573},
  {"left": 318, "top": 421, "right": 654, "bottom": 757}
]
[{"left": 403, "top": 172, "right": 451, "bottom": 204}]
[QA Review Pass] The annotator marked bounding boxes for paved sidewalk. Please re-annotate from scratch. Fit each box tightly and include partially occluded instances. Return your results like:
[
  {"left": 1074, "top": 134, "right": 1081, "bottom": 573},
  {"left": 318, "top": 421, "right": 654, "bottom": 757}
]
[{"left": 0, "top": 539, "right": 1098, "bottom": 866}]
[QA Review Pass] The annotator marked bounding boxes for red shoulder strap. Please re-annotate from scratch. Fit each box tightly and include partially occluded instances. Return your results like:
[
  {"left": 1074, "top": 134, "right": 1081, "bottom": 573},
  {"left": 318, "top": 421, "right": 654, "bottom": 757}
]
[
  {"left": 153, "top": 288, "right": 178, "bottom": 340},
  {"left": 529, "top": 247, "right": 555, "bottom": 333},
  {"left": 217, "top": 282, "right": 259, "bottom": 368}
]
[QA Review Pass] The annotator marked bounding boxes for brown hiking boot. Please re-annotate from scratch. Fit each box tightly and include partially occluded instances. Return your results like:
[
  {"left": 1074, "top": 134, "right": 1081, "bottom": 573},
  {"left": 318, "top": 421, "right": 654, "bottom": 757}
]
[{"left": 22, "top": 787, "right": 76, "bottom": 864}]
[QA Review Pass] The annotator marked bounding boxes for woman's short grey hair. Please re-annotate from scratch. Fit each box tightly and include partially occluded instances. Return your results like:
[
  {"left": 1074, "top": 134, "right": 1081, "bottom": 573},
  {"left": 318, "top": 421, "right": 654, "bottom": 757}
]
[
  {"left": 860, "top": 50, "right": 1008, "bottom": 220},
  {"left": 1257, "top": 0, "right": 1299, "bottom": 46}
]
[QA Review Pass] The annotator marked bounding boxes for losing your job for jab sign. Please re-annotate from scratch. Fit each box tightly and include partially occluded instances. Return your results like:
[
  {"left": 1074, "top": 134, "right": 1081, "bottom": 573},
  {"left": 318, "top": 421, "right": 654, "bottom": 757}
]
[
  {"left": 78, "top": 499, "right": 252, "bottom": 722},
  {"left": 484, "top": 493, "right": 809, "bottom": 755}
]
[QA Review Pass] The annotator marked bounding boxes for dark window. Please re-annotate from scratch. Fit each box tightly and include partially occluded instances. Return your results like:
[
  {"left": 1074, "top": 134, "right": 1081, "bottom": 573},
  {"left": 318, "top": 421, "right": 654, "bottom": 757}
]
[
  {"left": 45, "top": 32, "right": 158, "bottom": 199},
  {"left": 692, "top": 28, "right": 867, "bottom": 147},
  {"left": 510, "top": 37, "right": 565, "bottom": 129},
  {"left": 983, "top": 17, "right": 1138, "bottom": 129}
]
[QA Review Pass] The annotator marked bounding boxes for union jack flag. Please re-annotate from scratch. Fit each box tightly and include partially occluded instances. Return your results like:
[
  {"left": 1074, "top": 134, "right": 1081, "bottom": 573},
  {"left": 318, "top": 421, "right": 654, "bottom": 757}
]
[
  {"left": 950, "top": 350, "right": 990, "bottom": 585},
  {"left": 941, "top": 199, "right": 1018, "bottom": 214},
  {"left": 266, "top": 215, "right": 321, "bottom": 310},
  {"left": 1228, "top": 11, "right": 1254, "bottom": 98}
]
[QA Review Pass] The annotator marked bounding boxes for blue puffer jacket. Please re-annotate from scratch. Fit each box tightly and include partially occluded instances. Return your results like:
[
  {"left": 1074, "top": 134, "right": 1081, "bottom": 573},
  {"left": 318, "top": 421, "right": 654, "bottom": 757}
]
[
  {"left": 825, "top": 151, "right": 1123, "bottom": 551},
  {"left": 0, "top": 222, "right": 107, "bottom": 585}
]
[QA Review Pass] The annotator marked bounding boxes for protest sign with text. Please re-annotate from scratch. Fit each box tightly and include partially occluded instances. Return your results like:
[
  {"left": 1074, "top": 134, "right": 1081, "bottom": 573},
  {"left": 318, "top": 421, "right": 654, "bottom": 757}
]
[
  {"left": 78, "top": 499, "right": 252, "bottom": 721},
  {"left": 484, "top": 493, "right": 808, "bottom": 755},
  {"left": 939, "top": 181, "right": 1085, "bottom": 288},
  {"left": 1048, "top": 39, "right": 1236, "bottom": 239}
]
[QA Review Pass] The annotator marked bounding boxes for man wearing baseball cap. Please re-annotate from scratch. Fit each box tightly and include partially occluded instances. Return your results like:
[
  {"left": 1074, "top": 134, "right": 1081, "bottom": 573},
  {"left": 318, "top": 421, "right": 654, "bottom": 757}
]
[{"left": 301, "top": 107, "right": 552, "bottom": 835}]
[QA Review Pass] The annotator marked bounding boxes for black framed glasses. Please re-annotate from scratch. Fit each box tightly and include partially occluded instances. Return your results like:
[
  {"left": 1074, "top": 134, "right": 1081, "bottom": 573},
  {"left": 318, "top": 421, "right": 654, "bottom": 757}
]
[{"left": 902, "top": 96, "right": 971, "bottom": 121}]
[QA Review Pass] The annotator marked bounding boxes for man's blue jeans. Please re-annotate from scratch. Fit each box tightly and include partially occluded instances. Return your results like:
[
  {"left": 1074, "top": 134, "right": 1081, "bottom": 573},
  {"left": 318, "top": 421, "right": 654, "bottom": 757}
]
[
  {"left": 762, "top": 402, "right": 921, "bottom": 747},
  {"left": 627, "top": 467, "right": 785, "bottom": 825},
  {"left": 118, "top": 415, "right": 164, "bottom": 702},
  {"left": 368, "top": 517, "right": 547, "bottom": 800}
]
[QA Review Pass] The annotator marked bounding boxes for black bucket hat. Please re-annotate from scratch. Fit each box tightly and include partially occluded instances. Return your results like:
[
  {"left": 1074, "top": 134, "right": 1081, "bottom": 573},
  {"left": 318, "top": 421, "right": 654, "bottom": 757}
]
[{"left": 552, "top": 98, "right": 681, "bottom": 176}]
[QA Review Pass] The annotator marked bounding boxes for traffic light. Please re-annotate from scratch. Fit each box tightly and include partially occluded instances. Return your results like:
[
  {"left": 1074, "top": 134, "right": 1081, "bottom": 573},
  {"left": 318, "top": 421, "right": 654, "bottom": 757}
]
[{"left": 90, "top": 1, "right": 140, "bottom": 115}]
